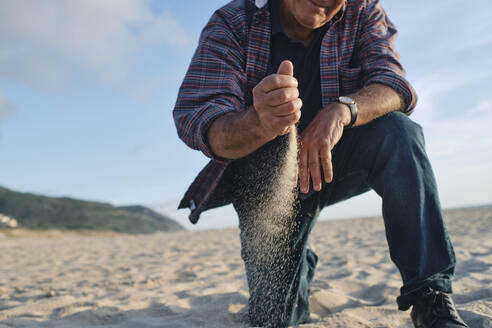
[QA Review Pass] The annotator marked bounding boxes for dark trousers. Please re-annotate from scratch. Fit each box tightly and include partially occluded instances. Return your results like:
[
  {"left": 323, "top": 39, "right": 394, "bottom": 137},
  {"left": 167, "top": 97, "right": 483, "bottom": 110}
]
[{"left": 232, "top": 112, "right": 456, "bottom": 327}]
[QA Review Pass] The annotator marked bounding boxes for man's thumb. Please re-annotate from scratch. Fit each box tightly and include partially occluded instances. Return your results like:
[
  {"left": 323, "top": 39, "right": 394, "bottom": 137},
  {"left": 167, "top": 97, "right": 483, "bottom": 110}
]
[{"left": 277, "top": 60, "right": 294, "bottom": 76}]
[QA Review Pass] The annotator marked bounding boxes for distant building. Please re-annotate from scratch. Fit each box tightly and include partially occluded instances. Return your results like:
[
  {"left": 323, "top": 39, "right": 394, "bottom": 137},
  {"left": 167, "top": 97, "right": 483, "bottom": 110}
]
[{"left": 0, "top": 213, "right": 18, "bottom": 228}]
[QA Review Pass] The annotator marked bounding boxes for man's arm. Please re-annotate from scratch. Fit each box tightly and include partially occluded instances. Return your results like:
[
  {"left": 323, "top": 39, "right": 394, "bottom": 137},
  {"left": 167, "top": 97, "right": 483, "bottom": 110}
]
[
  {"left": 206, "top": 107, "right": 272, "bottom": 160},
  {"left": 356, "top": 0, "right": 417, "bottom": 113},
  {"left": 298, "top": 83, "right": 403, "bottom": 193},
  {"left": 173, "top": 11, "right": 248, "bottom": 161},
  {"left": 298, "top": 0, "right": 416, "bottom": 194},
  {"left": 174, "top": 8, "right": 301, "bottom": 161},
  {"left": 349, "top": 82, "right": 405, "bottom": 126}
]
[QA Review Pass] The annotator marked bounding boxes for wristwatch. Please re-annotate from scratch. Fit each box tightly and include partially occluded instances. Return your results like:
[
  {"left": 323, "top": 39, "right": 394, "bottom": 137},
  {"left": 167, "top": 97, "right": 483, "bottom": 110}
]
[{"left": 338, "top": 96, "right": 358, "bottom": 128}]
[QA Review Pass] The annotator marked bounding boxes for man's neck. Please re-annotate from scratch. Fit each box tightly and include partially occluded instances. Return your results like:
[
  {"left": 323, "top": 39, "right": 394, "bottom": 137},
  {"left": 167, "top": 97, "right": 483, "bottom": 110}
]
[{"left": 278, "top": 2, "right": 315, "bottom": 47}]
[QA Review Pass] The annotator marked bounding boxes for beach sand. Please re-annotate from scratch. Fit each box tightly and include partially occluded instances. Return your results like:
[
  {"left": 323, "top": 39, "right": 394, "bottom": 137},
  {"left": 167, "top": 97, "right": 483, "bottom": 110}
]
[{"left": 0, "top": 206, "right": 491, "bottom": 327}]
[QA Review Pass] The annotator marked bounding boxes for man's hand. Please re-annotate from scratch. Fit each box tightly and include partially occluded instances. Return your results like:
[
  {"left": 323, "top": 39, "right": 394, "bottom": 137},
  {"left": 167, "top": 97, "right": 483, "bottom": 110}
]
[
  {"left": 252, "top": 60, "right": 302, "bottom": 139},
  {"left": 299, "top": 103, "right": 351, "bottom": 193},
  {"left": 205, "top": 60, "right": 302, "bottom": 159}
]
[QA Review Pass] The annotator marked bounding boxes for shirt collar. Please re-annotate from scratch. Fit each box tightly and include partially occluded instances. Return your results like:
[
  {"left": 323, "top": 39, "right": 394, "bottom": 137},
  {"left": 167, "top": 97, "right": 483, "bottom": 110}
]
[{"left": 255, "top": 0, "right": 268, "bottom": 8}]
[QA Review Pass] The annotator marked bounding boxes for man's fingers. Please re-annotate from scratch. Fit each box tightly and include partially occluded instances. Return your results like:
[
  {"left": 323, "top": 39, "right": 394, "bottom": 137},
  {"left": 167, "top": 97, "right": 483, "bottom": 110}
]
[
  {"left": 270, "top": 98, "right": 302, "bottom": 117},
  {"left": 267, "top": 87, "right": 299, "bottom": 106},
  {"left": 320, "top": 145, "right": 333, "bottom": 183},
  {"left": 273, "top": 110, "right": 301, "bottom": 134},
  {"left": 259, "top": 74, "right": 298, "bottom": 93},
  {"left": 299, "top": 146, "right": 309, "bottom": 194},
  {"left": 277, "top": 60, "right": 294, "bottom": 76},
  {"left": 309, "top": 149, "right": 322, "bottom": 191}
]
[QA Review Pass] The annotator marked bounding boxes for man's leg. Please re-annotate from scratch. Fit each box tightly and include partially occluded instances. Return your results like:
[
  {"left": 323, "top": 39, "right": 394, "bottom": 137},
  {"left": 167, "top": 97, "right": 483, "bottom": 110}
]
[
  {"left": 318, "top": 111, "right": 456, "bottom": 310},
  {"left": 231, "top": 111, "right": 457, "bottom": 325}
]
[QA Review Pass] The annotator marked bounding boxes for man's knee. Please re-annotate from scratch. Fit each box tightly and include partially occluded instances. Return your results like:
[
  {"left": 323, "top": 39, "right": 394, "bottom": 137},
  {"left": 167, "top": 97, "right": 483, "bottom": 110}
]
[{"left": 368, "top": 111, "right": 425, "bottom": 152}]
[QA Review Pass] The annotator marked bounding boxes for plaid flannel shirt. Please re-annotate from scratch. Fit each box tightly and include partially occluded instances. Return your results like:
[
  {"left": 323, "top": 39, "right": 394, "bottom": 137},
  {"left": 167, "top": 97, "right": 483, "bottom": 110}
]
[{"left": 173, "top": 0, "right": 417, "bottom": 224}]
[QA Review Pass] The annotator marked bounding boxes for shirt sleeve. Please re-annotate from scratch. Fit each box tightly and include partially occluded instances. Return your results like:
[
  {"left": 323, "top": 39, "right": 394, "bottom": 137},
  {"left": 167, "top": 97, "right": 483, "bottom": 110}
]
[
  {"left": 173, "top": 11, "right": 247, "bottom": 161},
  {"left": 357, "top": 0, "right": 418, "bottom": 113}
]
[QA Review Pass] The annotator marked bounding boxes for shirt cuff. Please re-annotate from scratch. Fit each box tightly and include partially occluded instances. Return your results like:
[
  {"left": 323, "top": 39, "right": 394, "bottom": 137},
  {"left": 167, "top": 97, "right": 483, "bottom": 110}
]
[
  {"left": 366, "top": 74, "right": 418, "bottom": 114},
  {"left": 194, "top": 103, "right": 237, "bottom": 163}
]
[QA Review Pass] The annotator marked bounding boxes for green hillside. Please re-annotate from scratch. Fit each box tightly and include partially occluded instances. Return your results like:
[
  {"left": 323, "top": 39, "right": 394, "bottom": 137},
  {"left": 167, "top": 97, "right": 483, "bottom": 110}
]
[{"left": 0, "top": 186, "right": 183, "bottom": 234}]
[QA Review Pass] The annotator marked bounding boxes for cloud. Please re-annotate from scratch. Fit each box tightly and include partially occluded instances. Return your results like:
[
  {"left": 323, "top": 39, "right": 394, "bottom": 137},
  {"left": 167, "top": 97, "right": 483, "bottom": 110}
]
[
  {"left": 0, "top": 90, "right": 14, "bottom": 137},
  {"left": 386, "top": 0, "right": 492, "bottom": 68},
  {"left": 0, "top": 90, "right": 14, "bottom": 121},
  {"left": 424, "top": 12, "right": 492, "bottom": 57},
  {"left": 394, "top": 0, "right": 492, "bottom": 163},
  {"left": 0, "top": 0, "right": 191, "bottom": 89},
  {"left": 413, "top": 93, "right": 492, "bottom": 159},
  {"left": 412, "top": 68, "right": 492, "bottom": 118}
]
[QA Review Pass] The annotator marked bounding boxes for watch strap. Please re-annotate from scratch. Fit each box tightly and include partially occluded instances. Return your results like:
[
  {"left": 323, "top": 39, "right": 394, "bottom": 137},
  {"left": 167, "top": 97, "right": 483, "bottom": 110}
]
[
  {"left": 347, "top": 102, "right": 357, "bottom": 128},
  {"left": 338, "top": 96, "right": 358, "bottom": 128}
]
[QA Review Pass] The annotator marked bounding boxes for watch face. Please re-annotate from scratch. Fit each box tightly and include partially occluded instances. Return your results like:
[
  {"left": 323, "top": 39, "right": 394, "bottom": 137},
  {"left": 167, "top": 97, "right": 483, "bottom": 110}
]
[{"left": 338, "top": 96, "right": 355, "bottom": 105}]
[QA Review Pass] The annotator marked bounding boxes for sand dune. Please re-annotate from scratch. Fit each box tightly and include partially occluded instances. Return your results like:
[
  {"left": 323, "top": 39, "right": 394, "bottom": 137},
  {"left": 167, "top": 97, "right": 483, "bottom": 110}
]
[{"left": 0, "top": 206, "right": 491, "bottom": 327}]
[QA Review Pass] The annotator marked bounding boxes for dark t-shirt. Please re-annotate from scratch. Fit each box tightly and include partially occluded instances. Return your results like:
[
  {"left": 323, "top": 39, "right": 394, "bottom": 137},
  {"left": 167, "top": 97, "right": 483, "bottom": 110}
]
[{"left": 268, "top": 0, "right": 330, "bottom": 133}]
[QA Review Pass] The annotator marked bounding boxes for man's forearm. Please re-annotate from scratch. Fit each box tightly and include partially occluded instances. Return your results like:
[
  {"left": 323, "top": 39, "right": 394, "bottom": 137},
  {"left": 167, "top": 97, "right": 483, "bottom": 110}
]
[
  {"left": 206, "top": 106, "right": 275, "bottom": 160},
  {"left": 350, "top": 83, "right": 406, "bottom": 127}
]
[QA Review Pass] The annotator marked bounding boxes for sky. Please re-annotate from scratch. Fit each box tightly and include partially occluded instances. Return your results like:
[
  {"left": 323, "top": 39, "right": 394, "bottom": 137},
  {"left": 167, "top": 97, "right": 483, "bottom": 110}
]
[{"left": 0, "top": 0, "right": 491, "bottom": 231}]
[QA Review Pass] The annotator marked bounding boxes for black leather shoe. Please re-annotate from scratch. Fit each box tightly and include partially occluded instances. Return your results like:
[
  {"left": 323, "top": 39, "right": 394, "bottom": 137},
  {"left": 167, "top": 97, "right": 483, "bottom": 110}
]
[{"left": 410, "top": 289, "right": 468, "bottom": 328}]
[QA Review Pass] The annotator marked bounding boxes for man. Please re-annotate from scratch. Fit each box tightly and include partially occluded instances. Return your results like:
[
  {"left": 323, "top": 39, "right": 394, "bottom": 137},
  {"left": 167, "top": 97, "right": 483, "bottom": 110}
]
[{"left": 173, "top": 0, "right": 468, "bottom": 327}]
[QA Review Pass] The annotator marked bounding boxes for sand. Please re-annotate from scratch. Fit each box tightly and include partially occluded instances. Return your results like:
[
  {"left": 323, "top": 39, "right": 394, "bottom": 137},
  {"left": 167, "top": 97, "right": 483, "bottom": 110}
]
[{"left": 0, "top": 206, "right": 491, "bottom": 328}]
